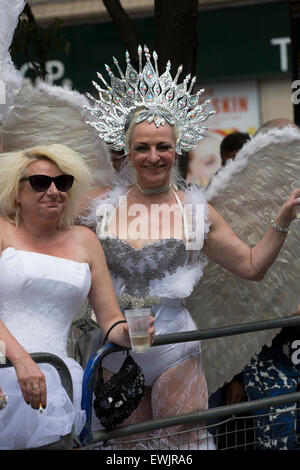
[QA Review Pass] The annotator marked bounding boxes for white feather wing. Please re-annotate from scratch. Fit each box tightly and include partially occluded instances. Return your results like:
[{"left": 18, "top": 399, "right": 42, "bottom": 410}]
[
  {"left": 0, "top": 0, "right": 25, "bottom": 122},
  {"left": 1, "top": 80, "right": 116, "bottom": 187},
  {"left": 186, "top": 127, "right": 300, "bottom": 394},
  {"left": 0, "top": 0, "right": 25, "bottom": 57}
]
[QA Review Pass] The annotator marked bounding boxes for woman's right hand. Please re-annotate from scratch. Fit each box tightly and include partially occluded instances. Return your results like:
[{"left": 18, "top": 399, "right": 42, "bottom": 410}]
[{"left": 12, "top": 357, "right": 47, "bottom": 410}]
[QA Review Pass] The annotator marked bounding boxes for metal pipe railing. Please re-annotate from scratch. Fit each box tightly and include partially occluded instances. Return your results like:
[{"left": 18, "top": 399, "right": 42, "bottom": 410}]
[
  {"left": 80, "top": 315, "right": 300, "bottom": 446},
  {"left": 152, "top": 315, "right": 300, "bottom": 346},
  {"left": 90, "top": 391, "right": 300, "bottom": 444},
  {"left": 0, "top": 352, "right": 73, "bottom": 401}
]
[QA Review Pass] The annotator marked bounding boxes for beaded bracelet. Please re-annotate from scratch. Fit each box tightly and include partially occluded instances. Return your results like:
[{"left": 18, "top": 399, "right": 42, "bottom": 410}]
[{"left": 270, "top": 219, "right": 291, "bottom": 233}]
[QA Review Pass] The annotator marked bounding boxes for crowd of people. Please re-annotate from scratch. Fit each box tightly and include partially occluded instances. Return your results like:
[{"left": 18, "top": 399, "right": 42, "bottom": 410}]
[{"left": 1, "top": 1, "right": 300, "bottom": 451}]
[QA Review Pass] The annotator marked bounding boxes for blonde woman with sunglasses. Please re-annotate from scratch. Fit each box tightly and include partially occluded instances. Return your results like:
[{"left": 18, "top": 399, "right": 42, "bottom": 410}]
[{"left": 0, "top": 144, "right": 154, "bottom": 449}]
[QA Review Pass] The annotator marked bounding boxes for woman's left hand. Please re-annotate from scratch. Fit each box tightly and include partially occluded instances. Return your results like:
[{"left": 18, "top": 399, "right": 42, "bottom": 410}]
[
  {"left": 275, "top": 188, "right": 300, "bottom": 226},
  {"left": 122, "top": 316, "right": 155, "bottom": 347}
]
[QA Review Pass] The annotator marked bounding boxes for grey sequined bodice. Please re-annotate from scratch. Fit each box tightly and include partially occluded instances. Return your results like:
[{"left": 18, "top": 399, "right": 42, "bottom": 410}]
[
  {"left": 101, "top": 236, "right": 189, "bottom": 296},
  {"left": 93, "top": 185, "right": 211, "bottom": 300}
]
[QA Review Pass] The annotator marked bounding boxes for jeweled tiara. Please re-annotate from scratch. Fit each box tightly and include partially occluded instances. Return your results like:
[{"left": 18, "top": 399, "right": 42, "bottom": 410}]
[{"left": 85, "top": 45, "right": 215, "bottom": 155}]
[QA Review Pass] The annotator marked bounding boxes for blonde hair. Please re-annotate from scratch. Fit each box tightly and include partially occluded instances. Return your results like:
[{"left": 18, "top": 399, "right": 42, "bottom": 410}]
[
  {"left": 0, "top": 143, "right": 92, "bottom": 228},
  {"left": 125, "top": 108, "right": 180, "bottom": 153}
]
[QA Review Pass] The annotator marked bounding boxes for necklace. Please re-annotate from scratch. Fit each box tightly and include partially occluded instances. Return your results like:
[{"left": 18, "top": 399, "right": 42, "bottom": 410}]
[{"left": 135, "top": 182, "right": 171, "bottom": 195}]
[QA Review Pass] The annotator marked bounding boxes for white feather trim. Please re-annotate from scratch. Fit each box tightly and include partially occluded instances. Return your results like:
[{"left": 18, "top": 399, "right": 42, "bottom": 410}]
[{"left": 150, "top": 265, "right": 207, "bottom": 299}]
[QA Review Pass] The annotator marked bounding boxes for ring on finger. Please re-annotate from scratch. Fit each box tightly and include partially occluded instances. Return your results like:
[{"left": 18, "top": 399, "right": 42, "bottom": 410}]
[{"left": 32, "top": 384, "right": 39, "bottom": 391}]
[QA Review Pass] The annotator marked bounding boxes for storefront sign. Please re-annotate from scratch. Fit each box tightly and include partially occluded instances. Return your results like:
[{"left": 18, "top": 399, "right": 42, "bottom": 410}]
[{"left": 187, "top": 81, "right": 260, "bottom": 185}]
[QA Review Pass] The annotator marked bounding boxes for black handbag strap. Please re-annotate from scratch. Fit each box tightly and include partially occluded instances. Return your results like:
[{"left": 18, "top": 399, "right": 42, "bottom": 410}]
[
  {"left": 98, "top": 320, "right": 129, "bottom": 385},
  {"left": 102, "top": 320, "right": 127, "bottom": 345}
]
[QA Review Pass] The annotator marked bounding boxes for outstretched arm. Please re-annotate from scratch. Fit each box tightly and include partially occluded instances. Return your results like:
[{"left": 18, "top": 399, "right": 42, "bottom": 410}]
[{"left": 204, "top": 189, "right": 300, "bottom": 281}]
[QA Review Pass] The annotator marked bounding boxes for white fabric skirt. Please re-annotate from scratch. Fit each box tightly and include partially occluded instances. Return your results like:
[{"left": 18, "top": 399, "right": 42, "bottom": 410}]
[{"left": 0, "top": 358, "right": 86, "bottom": 450}]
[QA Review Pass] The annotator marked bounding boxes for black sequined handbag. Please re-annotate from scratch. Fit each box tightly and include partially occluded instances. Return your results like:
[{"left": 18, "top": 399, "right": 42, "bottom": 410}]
[{"left": 93, "top": 320, "right": 145, "bottom": 430}]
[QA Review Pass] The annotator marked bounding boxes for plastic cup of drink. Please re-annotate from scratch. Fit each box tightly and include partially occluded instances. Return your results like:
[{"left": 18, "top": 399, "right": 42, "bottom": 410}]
[
  {"left": 291, "top": 181, "right": 300, "bottom": 219},
  {"left": 125, "top": 308, "right": 151, "bottom": 353}
]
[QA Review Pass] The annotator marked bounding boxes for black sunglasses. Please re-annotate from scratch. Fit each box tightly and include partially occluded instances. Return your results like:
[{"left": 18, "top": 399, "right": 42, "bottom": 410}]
[{"left": 20, "top": 174, "right": 74, "bottom": 192}]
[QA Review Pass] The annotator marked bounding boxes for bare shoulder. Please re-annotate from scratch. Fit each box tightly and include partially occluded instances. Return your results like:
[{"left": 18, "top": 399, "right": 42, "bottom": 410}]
[
  {"left": 207, "top": 203, "right": 220, "bottom": 220},
  {"left": 73, "top": 225, "right": 100, "bottom": 245},
  {"left": 205, "top": 203, "right": 225, "bottom": 234},
  {"left": 72, "top": 225, "right": 107, "bottom": 268},
  {"left": 205, "top": 203, "right": 235, "bottom": 240},
  {"left": 207, "top": 202, "right": 215, "bottom": 215}
]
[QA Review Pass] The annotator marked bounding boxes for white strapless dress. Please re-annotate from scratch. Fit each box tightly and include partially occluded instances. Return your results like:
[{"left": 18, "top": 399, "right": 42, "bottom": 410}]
[{"left": 0, "top": 247, "right": 91, "bottom": 450}]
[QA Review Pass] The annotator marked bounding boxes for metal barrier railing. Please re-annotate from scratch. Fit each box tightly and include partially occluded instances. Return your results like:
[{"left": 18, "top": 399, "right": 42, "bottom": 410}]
[
  {"left": 0, "top": 352, "right": 73, "bottom": 402},
  {"left": 80, "top": 315, "right": 300, "bottom": 448},
  {"left": 152, "top": 315, "right": 300, "bottom": 345},
  {"left": 0, "top": 353, "right": 75, "bottom": 450},
  {"left": 2, "top": 317, "right": 300, "bottom": 449},
  {"left": 89, "top": 391, "right": 300, "bottom": 446}
]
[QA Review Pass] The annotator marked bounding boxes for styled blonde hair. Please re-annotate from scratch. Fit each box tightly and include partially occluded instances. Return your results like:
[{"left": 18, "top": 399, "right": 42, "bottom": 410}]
[{"left": 0, "top": 143, "right": 92, "bottom": 228}]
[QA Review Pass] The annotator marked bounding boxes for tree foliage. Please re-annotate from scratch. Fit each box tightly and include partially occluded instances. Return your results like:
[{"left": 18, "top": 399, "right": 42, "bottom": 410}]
[
  {"left": 11, "top": 2, "right": 70, "bottom": 81},
  {"left": 102, "top": 0, "right": 199, "bottom": 78}
]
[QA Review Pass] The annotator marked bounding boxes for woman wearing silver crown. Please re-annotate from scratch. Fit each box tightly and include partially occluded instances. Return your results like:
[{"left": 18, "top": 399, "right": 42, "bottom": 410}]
[{"left": 80, "top": 46, "right": 300, "bottom": 450}]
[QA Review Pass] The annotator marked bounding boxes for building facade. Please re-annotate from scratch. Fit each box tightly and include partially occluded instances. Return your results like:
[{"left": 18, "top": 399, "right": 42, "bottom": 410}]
[
  {"left": 18, "top": 0, "right": 293, "bottom": 180},
  {"left": 25, "top": 0, "right": 294, "bottom": 128}
]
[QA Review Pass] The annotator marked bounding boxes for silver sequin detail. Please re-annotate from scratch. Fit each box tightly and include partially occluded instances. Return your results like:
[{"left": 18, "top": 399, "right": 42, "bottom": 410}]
[{"left": 101, "top": 237, "right": 189, "bottom": 296}]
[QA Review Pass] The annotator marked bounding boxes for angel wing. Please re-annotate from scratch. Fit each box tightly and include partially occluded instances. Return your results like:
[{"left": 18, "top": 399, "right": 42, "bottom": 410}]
[
  {"left": 0, "top": 0, "right": 25, "bottom": 122},
  {"left": 186, "top": 126, "right": 300, "bottom": 395},
  {"left": 0, "top": 0, "right": 115, "bottom": 188},
  {"left": 1, "top": 79, "right": 116, "bottom": 187}
]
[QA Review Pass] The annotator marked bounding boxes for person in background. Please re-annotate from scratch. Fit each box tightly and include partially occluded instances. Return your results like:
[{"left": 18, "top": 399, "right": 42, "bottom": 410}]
[
  {"left": 185, "top": 133, "right": 222, "bottom": 186},
  {"left": 243, "top": 305, "right": 300, "bottom": 450},
  {"left": 220, "top": 131, "right": 251, "bottom": 167},
  {"left": 253, "top": 118, "right": 299, "bottom": 136}
]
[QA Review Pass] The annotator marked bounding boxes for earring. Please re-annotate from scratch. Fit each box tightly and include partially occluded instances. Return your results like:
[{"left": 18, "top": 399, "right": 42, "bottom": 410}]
[{"left": 128, "top": 160, "right": 133, "bottom": 167}]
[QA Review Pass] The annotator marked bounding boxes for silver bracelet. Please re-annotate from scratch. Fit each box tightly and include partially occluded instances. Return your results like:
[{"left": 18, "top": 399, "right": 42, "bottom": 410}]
[{"left": 270, "top": 219, "right": 291, "bottom": 233}]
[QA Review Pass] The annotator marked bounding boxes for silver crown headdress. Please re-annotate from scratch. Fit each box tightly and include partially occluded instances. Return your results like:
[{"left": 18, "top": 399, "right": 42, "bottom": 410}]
[{"left": 85, "top": 45, "right": 215, "bottom": 155}]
